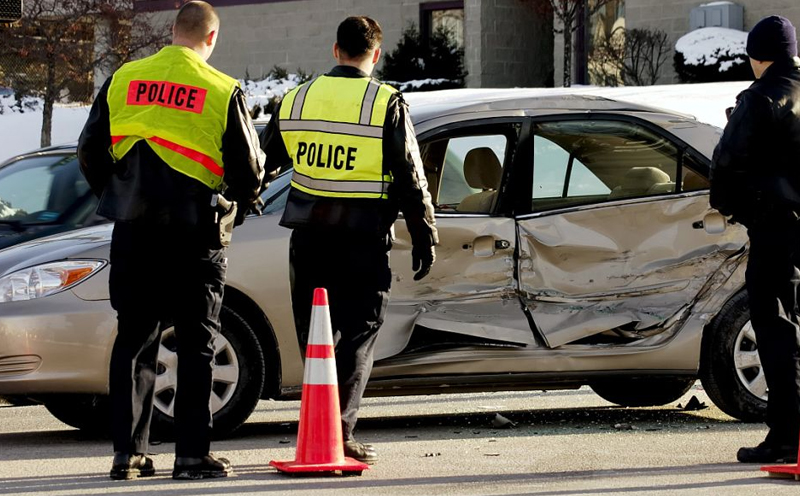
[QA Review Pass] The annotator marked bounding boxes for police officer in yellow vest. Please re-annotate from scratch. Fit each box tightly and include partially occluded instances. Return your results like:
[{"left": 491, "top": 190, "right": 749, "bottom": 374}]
[
  {"left": 78, "top": 1, "right": 264, "bottom": 481},
  {"left": 261, "top": 16, "right": 438, "bottom": 464}
]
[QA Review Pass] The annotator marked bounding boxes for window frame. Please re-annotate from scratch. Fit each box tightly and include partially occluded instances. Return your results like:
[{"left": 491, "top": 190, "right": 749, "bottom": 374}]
[
  {"left": 517, "top": 113, "right": 712, "bottom": 218},
  {"left": 417, "top": 117, "right": 528, "bottom": 218},
  {"left": 419, "top": 1, "right": 465, "bottom": 47}
]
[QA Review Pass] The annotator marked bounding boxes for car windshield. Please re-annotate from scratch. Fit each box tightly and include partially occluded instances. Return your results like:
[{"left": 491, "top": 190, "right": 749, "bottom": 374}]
[{"left": 0, "top": 154, "right": 89, "bottom": 225}]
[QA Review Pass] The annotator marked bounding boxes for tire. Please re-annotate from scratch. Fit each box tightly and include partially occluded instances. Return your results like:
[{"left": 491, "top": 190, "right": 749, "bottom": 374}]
[
  {"left": 699, "top": 290, "right": 767, "bottom": 422},
  {"left": 590, "top": 377, "right": 695, "bottom": 407},
  {"left": 151, "top": 304, "right": 266, "bottom": 436},
  {"left": 44, "top": 394, "right": 110, "bottom": 433}
]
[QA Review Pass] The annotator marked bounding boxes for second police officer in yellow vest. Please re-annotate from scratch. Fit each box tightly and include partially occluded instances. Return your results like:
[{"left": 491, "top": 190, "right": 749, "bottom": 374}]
[{"left": 261, "top": 16, "right": 438, "bottom": 464}]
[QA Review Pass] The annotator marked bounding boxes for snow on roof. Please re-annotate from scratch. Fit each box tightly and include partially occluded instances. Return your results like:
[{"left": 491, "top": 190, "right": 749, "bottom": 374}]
[{"left": 675, "top": 27, "right": 748, "bottom": 67}]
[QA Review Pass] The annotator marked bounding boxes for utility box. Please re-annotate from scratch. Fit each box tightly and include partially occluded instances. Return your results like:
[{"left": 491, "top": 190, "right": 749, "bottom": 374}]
[{"left": 690, "top": 2, "right": 744, "bottom": 31}]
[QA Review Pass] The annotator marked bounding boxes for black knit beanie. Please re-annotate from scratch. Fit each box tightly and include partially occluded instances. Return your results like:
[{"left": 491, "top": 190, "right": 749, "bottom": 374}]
[{"left": 747, "top": 15, "right": 798, "bottom": 61}]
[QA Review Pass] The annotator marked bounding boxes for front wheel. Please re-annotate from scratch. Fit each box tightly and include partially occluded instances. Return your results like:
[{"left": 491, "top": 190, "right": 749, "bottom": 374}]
[
  {"left": 589, "top": 377, "right": 695, "bottom": 407},
  {"left": 151, "top": 305, "right": 266, "bottom": 436},
  {"left": 700, "top": 290, "right": 767, "bottom": 421}
]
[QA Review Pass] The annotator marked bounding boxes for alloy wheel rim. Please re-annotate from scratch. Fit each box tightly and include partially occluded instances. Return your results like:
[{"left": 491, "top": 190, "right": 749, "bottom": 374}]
[
  {"left": 733, "top": 321, "right": 767, "bottom": 401},
  {"left": 153, "top": 327, "right": 240, "bottom": 418}
]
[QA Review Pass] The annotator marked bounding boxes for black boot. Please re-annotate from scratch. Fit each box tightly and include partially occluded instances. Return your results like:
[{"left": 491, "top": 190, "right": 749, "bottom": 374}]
[
  {"left": 344, "top": 440, "right": 377, "bottom": 465},
  {"left": 109, "top": 453, "right": 156, "bottom": 480},
  {"left": 172, "top": 454, "right": 233, "bottom": 480},
  {"left": 737, "top": 442, "right": 798, "bottom": 463}
]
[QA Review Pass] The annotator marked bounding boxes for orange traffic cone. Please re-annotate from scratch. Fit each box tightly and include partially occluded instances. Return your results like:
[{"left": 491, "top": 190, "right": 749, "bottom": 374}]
[
  {"left": 762, "top": 435, "right": 800, "bottom": 480},
  {"left": 270, "top": 288, "right": 370, "bottom": 476}
]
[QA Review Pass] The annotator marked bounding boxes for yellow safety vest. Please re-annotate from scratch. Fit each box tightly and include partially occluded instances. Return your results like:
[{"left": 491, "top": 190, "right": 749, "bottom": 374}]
[
  {"left": 279, "top": 75, "right": 397, "bottom": 199},
  {"left": 107, "top": 45, "right": 239, "bottom": 191}
]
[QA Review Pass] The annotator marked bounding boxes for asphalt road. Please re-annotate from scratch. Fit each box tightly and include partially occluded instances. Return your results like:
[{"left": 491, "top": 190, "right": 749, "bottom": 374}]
[{"left": 2, "top": 384, "right": 800, "bottom": 495}]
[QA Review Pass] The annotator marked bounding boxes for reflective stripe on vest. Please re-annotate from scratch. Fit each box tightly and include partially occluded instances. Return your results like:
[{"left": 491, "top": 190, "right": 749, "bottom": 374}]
[
  {"left": 279, "top": 75, "right": 397, "bottom": 199},
  {"left": 107, "top": 46, "right": 238, "bottom": 190}
]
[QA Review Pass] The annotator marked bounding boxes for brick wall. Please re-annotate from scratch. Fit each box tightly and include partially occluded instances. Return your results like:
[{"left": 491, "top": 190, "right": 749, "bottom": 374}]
[
  {"left": 626, "top": 0, "right": 800, "bottom": 84},
  {"left": 473, "top": 0, "right": 554, "bottom": 87},
  {"left": 194, "top": 0, "right": 423, "bottom": 82},
  {"left": 146, "top": 0, "right": 553, "bottom": 89}
]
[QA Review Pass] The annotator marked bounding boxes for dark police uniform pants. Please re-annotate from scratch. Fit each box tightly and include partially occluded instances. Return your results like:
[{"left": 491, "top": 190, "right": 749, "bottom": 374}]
[
  {"left": 746, "top": 214, "right": 800, "bottom": 446},
  {"left": 289, "top": 228, "right": 392, "bottom": 441},
  {"left": 108, "top": 221, "right": 226, "bottom": 457}
]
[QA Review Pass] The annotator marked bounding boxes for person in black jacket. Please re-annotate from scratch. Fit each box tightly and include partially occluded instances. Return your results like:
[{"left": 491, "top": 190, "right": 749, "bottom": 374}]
[
  {"left": 261, "top": 16, "right": 437, "bottom": 465},
  {"left": 711, "top": 15, "right": 800, "bottom": 464},
  {"left": 78, "top": 1, "right": 264, "bottom": 480}
]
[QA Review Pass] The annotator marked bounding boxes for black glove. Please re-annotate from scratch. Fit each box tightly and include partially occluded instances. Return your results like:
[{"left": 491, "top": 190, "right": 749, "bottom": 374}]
[{"left": 412, "top": 245, "right": 435, "bottom": 281}]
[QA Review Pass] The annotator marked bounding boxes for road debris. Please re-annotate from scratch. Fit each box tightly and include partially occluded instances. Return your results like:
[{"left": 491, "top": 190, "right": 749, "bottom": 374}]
[
  {"left": 492, "top": 413, "right": 516, "bottom": 428},
  {"left": 677, "top": 395, "right": 708, "bottom": 411}
]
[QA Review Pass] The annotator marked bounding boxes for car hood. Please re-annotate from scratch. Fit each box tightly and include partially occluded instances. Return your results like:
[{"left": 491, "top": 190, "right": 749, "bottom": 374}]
[{"left": 0, "top": 224, "right": 113, "bottom": 277}]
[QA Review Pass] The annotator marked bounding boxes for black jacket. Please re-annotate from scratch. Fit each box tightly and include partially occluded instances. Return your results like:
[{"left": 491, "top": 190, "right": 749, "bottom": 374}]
[
  {"left": 261, "top": 66, "right": 438, "bottom": 249},
  {"left": 711, "top": 57, "right": 800, "bottom": 227},
  {"left": 78, "top": 77, "right": 265, "bottom": 227}
]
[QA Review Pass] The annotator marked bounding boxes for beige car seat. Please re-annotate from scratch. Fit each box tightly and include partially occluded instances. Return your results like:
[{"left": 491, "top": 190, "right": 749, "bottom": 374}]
[
  {"left": 456, "top": 147, "right": 502, "bottom": 213},
  {"left": 608, "top": 166, "right": 674, "bottom": 199}
]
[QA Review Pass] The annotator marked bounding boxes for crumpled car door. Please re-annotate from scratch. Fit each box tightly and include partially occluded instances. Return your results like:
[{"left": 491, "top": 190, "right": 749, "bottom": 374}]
[{"left": 517, "top": 117, "right": 748, "bottom": 348}]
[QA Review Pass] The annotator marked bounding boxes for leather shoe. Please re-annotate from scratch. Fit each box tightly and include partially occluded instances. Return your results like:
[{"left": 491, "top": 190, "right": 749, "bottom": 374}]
[
  {"left": 109, "top": 452, "right": 156, "bottom": 480},
  {"left": 172, "top": 454, "right": 233, "bottom": 480},
  {"left": 737, "top": 442, "right": 798, "bottom": 463},
  {"left": 344, "top": 440, "right": 377, "bottom": 465}
]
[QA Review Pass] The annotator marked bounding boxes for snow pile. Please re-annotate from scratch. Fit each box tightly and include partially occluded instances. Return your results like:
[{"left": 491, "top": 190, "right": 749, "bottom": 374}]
[
  {"left": 240, "top": 76, "right": 302, "bottom": 111},
  {"left": 675, "top": 27, "right": 748, "bottom": 71},
  {"left": 386, "top": 78, "right": 455, "bottom": 92}
]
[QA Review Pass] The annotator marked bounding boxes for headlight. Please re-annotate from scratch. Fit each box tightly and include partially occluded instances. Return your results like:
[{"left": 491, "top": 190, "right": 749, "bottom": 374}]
[{"left": 0, "top": 260, "right": 106, "bottom": 303}]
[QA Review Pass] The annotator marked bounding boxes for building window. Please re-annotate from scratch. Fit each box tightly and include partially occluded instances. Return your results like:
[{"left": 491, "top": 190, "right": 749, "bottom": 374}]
[{"left": 420, "top": 1, "right": 464, "bottom": 47}]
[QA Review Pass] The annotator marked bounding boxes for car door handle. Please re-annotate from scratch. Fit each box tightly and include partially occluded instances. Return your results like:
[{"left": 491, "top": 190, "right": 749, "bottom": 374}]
[
  {"left": 693, "top": 212, "right": 727, "bottom": 234},
  {"left": 469, "top": 236, "right": 511, "bottom": 257}
]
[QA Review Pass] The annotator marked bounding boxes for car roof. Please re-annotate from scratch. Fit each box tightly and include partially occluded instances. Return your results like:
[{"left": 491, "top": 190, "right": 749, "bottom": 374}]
[
  {"left": 407, "top": 91, "right": 696, "bottom": 124},
  {"left": 2, "top": 94, "right": 705, "bottom": 163}
]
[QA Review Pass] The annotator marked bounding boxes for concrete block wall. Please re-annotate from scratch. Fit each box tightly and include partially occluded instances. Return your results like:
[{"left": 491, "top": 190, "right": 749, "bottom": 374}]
[
  {"left": 474, "top": 0, "right": 554, "bottom": 87},
  {"left": 626, "top": 0, "right": 800, "bottom": 84},
  {"left": 205, "top": 0, "right": 424, "bottom": 81},
  {"left": 143, "top": 0, "right": 554, "bottom": 89}
]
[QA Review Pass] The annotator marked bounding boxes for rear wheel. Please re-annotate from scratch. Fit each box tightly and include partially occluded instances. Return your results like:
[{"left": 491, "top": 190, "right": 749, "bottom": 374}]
[
  {"left": 700, "top": 290, "right": 767, "bottom": 421},
  {"left": 590, "top": 377, "right": 695, "bottom": 407}
]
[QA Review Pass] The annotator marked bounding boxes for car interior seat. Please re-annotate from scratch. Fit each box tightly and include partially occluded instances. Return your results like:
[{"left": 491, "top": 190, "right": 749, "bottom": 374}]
[
  {"left": 608, "top": 166, "right": 673, "bottom": 200},
  {"left": 456, "top": 147, "right": 502, "bottom": 213}
]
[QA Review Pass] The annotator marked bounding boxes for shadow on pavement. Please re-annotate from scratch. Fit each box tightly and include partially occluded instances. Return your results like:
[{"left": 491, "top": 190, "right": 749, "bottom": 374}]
[
  {"left": 0, "top": 462, "right": 791, "bottom": 495},
  {"left": 0, "top": 405, "right": 758, "bottom": 462},
  {"left": 232, "top": 404, "right": 750, "bottom": 440}
]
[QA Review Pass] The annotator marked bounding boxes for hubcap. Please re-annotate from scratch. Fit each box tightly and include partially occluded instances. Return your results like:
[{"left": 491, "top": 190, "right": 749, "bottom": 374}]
[
  {"left": 154, "top": 327, "right": 240, "bottom": 418},
  {"left": 734, "top": 321, "right": 767, "bottom": 401}
]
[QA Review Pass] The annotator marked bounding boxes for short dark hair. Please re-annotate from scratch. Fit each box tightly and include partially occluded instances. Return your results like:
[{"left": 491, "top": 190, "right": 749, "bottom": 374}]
[
  {"left": 336, "top": 16, "right": 383, "bottom": 59},
  {"left": 174, "top": 1, "right": 219, "bottom": 43}
]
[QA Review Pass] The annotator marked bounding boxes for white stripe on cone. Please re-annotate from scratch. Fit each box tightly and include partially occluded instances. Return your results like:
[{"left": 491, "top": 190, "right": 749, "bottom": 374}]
[
  {"left": 308, "top": 303, "right": 334, "bottom": 346},
  {"left": 303, "top": 358, "right": 338, "bottom": 385}
]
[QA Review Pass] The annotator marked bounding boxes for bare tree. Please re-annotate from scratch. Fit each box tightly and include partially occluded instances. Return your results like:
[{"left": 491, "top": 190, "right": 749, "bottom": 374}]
[
  {"left": 0, "top": 0, "right": 170, "bottom": 147},
  {"left": 591, "top": 27, "right": 670, "bottom": 86},
  {"left": 519, "top": 0, "right": 615, "bottom": 87}
]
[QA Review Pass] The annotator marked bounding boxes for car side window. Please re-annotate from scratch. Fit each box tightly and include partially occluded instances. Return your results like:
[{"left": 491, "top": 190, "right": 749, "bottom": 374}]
[
  {"left": 531, "top": 120, "right": 681, "bottom": 212},
  {"left": 420, "top": 132, "right": 509, "bottom": 214}
]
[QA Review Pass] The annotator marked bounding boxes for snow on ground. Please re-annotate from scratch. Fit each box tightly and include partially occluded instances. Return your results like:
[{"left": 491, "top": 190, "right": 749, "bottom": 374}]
[
  {"left": 0, "top": 79, "right": 751, "bottom": 165},
  {"left": 674, "top": 27, "right": 748, "bottom": 70}
]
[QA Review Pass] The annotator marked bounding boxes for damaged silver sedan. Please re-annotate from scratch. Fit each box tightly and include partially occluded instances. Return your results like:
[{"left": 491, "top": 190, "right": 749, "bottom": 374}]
[{"left": 0, "top": 93, "right": 759, "bottom": 433}]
